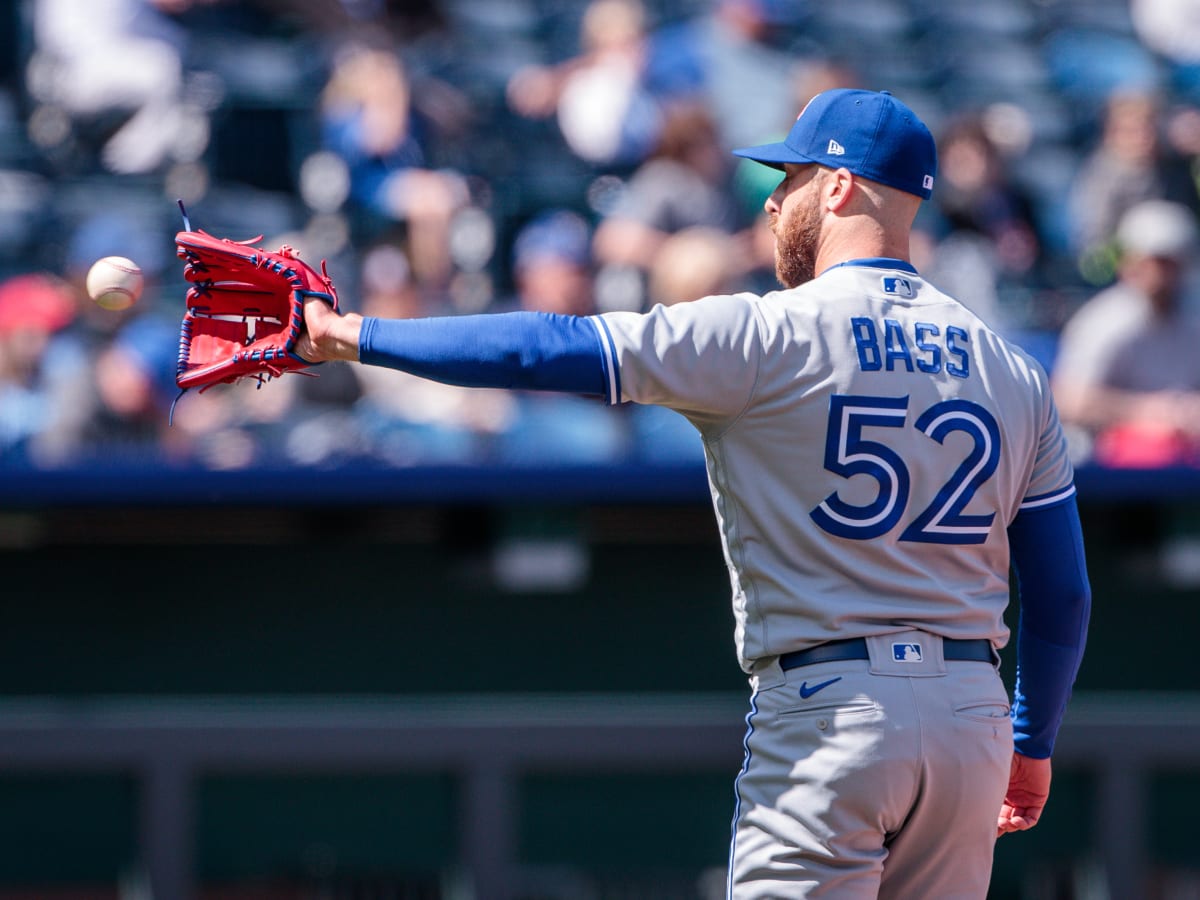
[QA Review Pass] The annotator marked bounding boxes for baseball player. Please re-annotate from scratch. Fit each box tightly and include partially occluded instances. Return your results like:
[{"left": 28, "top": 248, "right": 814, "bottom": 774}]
[{"left": 296, "top": 89, "right": 1091, "bottom": 898}]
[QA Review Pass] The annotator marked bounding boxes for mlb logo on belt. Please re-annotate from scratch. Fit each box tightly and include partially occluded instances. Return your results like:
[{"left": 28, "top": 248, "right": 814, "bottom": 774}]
[{"left": 892, "top": 642, "right": 923, "bottom": 662}]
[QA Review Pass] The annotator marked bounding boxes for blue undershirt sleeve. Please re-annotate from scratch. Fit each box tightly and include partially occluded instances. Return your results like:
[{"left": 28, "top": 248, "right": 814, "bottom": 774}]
[
  {"left": 359, "top": 312, "right": 611, "bottom": 398},
  {"left": 1007, "top": 496, "right": 1092, "bottom": 759}
]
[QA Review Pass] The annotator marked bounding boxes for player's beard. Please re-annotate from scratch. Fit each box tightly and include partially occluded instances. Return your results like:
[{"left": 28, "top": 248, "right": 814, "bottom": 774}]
[{"left": 774, "top": 197, "right": 824, "bottom": 289}]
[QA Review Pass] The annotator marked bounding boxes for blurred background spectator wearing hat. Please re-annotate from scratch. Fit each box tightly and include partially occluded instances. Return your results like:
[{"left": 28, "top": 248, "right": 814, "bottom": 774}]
[
  {"left": 509, "top": 208, "right": 596, "bottom": 318},
  {"left": 1053, "top": 199, "right": 1200, "bottom": 468}
]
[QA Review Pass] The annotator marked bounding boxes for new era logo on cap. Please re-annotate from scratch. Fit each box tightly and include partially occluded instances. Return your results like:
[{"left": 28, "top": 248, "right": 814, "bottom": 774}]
[{"left": 732, "top": 89, "right": 938, "bottom": 200}]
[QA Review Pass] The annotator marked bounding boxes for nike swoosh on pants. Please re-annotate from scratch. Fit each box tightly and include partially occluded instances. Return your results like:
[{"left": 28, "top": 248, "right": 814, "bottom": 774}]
[{"left": 799, "top": 676, "right": 843, "bottom": 699}]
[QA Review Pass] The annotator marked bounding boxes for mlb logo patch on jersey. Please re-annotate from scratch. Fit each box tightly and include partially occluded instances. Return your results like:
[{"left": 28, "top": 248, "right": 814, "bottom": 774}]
[
  {"left": 882, "top": 276, "right": 915, "bottom": 298},
  {"left": 892, "top": 642, "right": 924, "bottom": 662}
]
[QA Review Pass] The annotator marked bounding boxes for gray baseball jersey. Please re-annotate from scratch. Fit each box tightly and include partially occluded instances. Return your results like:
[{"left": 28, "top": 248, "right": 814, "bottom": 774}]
[{"left": 592, "top": 261, "right": 1074, "bottom": 673}]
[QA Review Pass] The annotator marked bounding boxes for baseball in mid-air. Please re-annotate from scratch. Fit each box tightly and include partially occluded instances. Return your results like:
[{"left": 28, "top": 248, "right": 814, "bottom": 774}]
[{"left": 86, "top": 256, "right": 143, "bottom": 310}]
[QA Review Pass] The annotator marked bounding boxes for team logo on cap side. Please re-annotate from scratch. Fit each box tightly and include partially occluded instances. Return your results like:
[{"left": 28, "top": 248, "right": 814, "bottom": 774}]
[{"left": 827, "top": 139, "right": 846, "bottom": 156}]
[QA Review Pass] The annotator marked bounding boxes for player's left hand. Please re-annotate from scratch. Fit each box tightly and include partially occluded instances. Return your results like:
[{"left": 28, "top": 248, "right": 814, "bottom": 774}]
[{"left": 996, "top": 752, "right": 1052, "bottom": 837}]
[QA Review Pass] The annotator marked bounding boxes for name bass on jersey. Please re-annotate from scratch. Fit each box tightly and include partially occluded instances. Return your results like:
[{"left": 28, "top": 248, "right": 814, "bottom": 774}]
[{"left": 850, "top": 316, "right": 969, "bottom": 378}]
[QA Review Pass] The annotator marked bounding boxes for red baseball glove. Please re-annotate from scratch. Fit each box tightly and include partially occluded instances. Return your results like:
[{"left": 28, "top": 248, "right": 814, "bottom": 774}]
[{"left": 174, "top": 229, "right": 339, "bottom": 392}]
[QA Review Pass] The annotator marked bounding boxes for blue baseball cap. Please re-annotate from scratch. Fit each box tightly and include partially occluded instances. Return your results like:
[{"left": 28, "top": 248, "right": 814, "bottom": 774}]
[
  {"left": 513, "top": 210, "right": 591, "bottom": 269},
  {"left": 733, "top": 89, "right": 937, "bottom": 200}
]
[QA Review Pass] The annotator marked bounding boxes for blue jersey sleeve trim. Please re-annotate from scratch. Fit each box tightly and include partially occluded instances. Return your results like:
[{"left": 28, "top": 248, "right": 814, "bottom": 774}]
[
  {"left": 1007, "top": 497, "right": 1091, "bottom": 758},
  {"left": 358, "top": 312, "right": 608, "bottom": 395},
  {"left": 589, "top": 316, "right": 622, "bottom": 404},
  {"left": 1019, "top": 484, "right": 1076, "bottom": 511}
]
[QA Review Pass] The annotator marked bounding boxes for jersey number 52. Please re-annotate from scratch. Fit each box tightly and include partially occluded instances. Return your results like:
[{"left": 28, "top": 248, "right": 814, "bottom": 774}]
[{"left": 810, "top": 394, "right": 1001, "bottom": 544}]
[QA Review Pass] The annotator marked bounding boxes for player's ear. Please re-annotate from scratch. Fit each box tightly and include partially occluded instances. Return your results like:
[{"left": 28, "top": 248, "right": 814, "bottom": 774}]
[{"left": 824, "top": 168, "right": 855, "bottom": 213}]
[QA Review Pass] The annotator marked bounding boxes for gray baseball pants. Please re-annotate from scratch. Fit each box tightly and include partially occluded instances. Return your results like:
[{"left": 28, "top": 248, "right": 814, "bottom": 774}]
[{"left": 728, "top": 631, "right": 1012, "bottom": 898}]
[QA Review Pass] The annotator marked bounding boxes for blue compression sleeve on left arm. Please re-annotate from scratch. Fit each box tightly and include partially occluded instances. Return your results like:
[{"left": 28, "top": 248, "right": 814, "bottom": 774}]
[
  {"left": 1007, "top": 496, "right": 1092, "bottom": 759},
  {"left": 359, "top": 311, "right": 609, "bottom": 396}
]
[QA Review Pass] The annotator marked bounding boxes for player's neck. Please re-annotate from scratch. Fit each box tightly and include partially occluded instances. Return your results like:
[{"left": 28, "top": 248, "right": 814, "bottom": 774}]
[{"left": 816, "top": 221, "right": 912, "bottom": 274}]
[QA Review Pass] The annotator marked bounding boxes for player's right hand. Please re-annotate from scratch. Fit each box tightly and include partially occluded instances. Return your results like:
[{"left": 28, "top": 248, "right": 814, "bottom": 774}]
[{"left": 996, "top": 752, "right": 1052, "bottom": 837}]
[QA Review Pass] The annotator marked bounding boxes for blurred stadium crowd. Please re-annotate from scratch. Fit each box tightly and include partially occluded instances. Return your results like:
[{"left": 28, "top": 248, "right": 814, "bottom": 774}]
[{"left": 2, "top": 0, "right": 1200, "bottom": 471}]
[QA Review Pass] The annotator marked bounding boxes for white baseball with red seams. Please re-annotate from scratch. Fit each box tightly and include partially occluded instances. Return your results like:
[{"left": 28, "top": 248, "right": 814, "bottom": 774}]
[{"left": 86, "top": 256, "right": 143, "bottom": 310}]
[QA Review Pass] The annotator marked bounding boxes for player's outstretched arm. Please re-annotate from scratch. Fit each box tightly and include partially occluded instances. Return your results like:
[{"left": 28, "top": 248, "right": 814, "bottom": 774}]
[
  {"left": 295, "top": 296, "right": 611, "bottom": 397},
  {"left": 997, "top": 752, "right": 1051, "bottom": 837}
]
